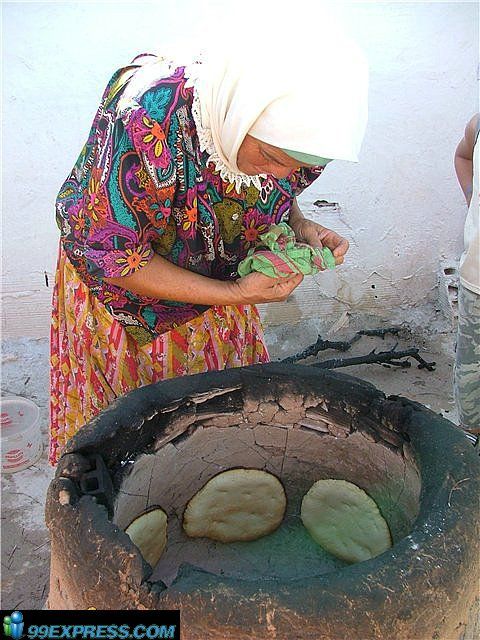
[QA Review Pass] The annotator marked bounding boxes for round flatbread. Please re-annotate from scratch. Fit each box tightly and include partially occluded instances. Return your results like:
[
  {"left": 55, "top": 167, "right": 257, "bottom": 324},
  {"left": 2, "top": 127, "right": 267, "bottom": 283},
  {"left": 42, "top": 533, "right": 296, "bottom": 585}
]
[
  {"left": 125, "top": 507, "right": 168, "bottom": 567},
  {"left": 183, "top": 469, "right": 286, "bottom": 542},
  {"left": 301, "top": 479, "right": 392, "bottom": 563}
]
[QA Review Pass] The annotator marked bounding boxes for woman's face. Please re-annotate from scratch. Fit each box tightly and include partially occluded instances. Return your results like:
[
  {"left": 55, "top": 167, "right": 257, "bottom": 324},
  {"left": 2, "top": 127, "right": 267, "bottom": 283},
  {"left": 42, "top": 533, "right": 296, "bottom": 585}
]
[{"left": 236, "top": 134, "right": 314, "bottom": 179}]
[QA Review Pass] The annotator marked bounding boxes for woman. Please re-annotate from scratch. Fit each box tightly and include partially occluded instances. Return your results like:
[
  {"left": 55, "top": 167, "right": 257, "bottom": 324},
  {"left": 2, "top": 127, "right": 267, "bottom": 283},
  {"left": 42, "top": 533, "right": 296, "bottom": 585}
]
[{"left": 50, "top": 19, "right": 368, "bottom": 464}]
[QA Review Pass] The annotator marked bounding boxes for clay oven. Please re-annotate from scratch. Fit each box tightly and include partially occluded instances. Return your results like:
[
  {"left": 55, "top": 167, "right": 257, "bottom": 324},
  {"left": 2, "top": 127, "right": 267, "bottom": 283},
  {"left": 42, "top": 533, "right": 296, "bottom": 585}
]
[{"left": 46, "top": 363, "right": 479, "bottom": 639}]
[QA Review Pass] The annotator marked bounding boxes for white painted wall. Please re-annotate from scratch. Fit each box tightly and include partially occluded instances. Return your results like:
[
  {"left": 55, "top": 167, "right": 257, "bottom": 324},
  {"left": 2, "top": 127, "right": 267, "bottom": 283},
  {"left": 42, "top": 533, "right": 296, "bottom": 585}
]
[{"left": 2, "top": 1, "right": 478, "bottom": 338}]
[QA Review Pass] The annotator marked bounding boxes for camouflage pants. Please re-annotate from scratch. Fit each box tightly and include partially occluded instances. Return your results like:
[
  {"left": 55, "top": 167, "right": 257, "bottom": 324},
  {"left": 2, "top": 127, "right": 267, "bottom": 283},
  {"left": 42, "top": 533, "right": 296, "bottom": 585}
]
[{"left": 454, "top": 284, "right": 480, "bottom": 432}]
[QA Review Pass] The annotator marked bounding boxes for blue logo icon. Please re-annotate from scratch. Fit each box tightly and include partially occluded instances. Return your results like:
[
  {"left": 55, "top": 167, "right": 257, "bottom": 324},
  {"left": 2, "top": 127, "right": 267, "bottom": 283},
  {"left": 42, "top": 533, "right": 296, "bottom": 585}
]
[{"left": 3, "top": 612, "right": 23, "bottom": 639}]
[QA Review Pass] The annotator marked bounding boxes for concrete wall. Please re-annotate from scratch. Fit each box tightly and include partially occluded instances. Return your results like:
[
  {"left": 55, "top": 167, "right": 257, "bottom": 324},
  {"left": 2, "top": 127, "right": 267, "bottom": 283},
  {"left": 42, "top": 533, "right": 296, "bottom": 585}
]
[{"left": 2, "top": 1, "right": 478, "bottom": 338}]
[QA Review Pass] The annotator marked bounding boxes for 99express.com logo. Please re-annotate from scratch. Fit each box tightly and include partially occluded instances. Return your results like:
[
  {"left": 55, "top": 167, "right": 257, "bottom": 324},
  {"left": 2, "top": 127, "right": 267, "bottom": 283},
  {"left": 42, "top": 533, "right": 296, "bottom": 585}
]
[{"left": 1, "top": 611, "right": 179, "bottom": 640}]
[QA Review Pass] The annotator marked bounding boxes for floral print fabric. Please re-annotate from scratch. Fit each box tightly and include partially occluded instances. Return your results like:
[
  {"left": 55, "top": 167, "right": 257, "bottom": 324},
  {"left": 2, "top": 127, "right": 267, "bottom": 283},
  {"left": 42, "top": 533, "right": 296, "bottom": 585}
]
[{"left": 55, "top": 62, "right": 324, "bottom": 345}]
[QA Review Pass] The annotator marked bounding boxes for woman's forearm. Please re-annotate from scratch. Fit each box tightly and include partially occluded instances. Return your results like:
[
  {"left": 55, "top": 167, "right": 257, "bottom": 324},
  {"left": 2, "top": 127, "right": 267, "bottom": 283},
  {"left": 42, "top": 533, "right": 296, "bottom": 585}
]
[{"left": 104, "top": 253, "right": 241, "bottom": 305}]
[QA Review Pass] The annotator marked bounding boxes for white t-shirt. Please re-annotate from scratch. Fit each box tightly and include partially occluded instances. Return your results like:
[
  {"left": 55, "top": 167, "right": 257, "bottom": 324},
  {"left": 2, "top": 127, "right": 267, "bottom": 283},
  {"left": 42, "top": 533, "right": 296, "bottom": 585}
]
[{"left": 459, "top": 121, "right": 480, "bottom": 294}]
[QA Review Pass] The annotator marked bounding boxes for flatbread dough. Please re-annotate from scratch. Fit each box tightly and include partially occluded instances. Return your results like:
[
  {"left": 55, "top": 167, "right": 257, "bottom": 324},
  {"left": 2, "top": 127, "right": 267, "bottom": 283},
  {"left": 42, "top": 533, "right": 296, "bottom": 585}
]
[
  {"left": 125, "top": 507, "right": 168, "bottom": 567},
  {"left": 183, "top": 469, "right": 287, "bottom": 542},
  {"left": 301, "top": 479, "right": 392, "bottom": 563}
]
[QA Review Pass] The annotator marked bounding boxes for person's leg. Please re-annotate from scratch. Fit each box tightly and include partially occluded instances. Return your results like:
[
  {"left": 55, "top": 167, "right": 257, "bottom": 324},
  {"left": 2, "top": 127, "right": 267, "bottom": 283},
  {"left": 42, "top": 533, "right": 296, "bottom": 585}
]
[{"left": 454, "top": 283, "right": 480, "bottom": 433}]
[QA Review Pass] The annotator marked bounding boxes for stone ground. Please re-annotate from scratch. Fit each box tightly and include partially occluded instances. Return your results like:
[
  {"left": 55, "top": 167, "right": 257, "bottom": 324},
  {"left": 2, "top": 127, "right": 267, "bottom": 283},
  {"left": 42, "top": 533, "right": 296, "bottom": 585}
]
[{"left": 0, "top": 324, "right": 473, "bottom": 610}]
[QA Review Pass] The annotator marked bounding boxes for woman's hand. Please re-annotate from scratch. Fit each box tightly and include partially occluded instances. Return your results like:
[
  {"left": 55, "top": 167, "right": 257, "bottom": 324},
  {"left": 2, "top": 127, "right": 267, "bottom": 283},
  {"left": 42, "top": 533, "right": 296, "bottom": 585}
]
[
  {"left": 288, "top": 198, "right": 349, "bottom": 266},
  {"left": 232, "top": 271, "right": 304, "bottom": 304},
  {"left": 292, "top": 218, "right": 349, "bottom": 266}
]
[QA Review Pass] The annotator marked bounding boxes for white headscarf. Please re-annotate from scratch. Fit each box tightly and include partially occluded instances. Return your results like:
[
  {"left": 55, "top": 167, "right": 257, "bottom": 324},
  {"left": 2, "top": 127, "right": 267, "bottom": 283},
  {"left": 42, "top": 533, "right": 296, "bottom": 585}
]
[
  {"left": 118, "top": 7, "right": 368, "bottom": 190},
  {"left": 189, "top": 8, "right": 368, "bottom": 188}
]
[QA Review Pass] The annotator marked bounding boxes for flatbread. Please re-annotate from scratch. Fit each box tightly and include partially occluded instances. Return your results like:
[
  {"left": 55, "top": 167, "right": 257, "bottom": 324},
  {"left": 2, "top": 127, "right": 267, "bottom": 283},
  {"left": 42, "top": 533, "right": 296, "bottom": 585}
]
[
  {"left": 183, "top": 469, "right": 286, "bottom": 542},
  {"left": 125, "top": 507, "right": 168, "bottom": 567},
  {"left": 301, "top": 479, "right": 392, "bottom": 563}
]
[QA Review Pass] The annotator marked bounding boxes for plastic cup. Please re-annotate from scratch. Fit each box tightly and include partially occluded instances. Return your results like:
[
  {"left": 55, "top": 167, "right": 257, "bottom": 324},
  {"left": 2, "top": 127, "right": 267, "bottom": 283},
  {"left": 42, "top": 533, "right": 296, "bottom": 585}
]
[{"left": 1, "top": 396, "right": 43, "bottom": 473}]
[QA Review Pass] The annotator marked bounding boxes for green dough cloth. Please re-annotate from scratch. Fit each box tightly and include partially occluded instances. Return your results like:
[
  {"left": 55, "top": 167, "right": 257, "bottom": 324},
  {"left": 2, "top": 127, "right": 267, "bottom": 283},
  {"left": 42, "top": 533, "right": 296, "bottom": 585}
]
[{"left": 238, "top": 222, "right": 336, "bottom": 279}]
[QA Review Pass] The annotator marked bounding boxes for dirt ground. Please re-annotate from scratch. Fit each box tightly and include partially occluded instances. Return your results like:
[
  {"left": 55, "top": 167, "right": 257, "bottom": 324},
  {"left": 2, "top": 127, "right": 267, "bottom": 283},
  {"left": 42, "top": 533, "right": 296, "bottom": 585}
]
[{"left": 0, "top": 327, "right": 472, "bottom": 610}]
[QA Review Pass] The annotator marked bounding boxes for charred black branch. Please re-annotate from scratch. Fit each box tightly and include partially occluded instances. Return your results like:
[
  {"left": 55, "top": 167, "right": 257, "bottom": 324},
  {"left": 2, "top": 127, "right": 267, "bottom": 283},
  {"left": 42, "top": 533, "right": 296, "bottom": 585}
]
[
  {"left": 282, "top": 328, "right": 436, "bottom": 371},
  {"left": 281, "top": 336, "right": 358, "bottom": 363},
  {"left": 282, "top": 327, "right": 401, "bottom": 365},
  {"left": 310, "top": 348, "right": 436, "bottom": 371}
]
